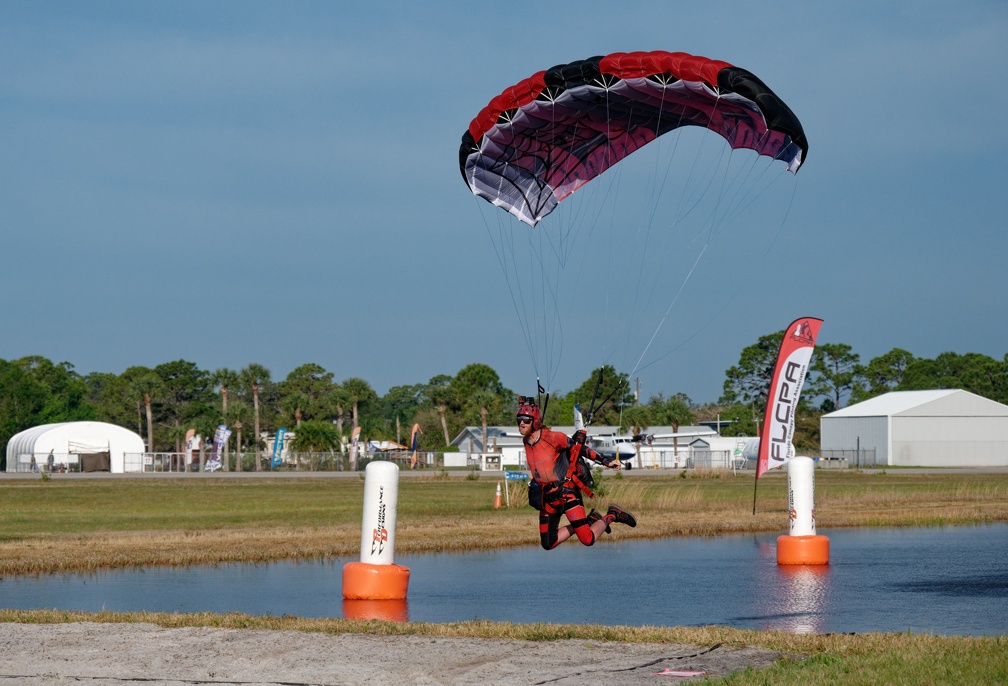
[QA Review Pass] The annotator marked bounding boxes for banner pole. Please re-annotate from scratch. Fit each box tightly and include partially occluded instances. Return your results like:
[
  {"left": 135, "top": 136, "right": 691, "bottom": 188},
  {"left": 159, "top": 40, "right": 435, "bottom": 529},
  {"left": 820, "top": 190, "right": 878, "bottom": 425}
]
[{"left": 752, "top": 316, "right": 823, "bottom": 514}]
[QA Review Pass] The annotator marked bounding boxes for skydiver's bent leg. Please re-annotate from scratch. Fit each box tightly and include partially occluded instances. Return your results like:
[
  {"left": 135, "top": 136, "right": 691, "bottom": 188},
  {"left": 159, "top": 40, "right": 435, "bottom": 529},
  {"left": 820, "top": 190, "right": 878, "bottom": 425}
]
[
  {"left": 541, "top": 493, "right": 614, "bottom": 549},
  {"left": 564, "top": 492, "right": 607, "bottom": 546},
  {"left": 539, "top": 503, "right": 564, "bottom": 550}
]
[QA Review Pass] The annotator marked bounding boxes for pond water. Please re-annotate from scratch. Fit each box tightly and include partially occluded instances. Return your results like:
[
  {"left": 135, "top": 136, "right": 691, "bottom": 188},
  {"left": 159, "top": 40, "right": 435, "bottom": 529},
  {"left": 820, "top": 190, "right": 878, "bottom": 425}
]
[{"left": 2, "top": 524, "right": 1005, "bottom": 636}]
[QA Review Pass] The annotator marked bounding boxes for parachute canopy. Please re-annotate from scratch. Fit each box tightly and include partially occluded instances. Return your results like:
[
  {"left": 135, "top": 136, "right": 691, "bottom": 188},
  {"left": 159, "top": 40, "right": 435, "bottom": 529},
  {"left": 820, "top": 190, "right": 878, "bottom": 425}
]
[{"left": 460, "top": 50, "right": 808, "bottom": 227}]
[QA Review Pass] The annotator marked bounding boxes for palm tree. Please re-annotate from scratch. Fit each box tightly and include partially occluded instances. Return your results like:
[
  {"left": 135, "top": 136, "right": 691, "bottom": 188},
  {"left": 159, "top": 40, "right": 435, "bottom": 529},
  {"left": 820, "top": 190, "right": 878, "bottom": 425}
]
[
  {"left": 428, "top": 383, "right": 453, "bottom": 446},
  {"left": 327, "top": 384, "right": 348, "bottom": 439},
  {"left": 128, "top": 373, "right": 161, "bottom": 457},
  {"left": 212, "top": 368, "right": 239, "bottom": 471},
  {"left": 469, "top": 389, "right": 499, "bottom": 455},
  {"left": 281, "top": 391, "right": 309, "bottom": 427},
  {"left": 341, "top": 377, "right": 375, "bottom": 430},
  {"left": 341, "top": 377, "right": 376, "bottom": 470},
  {"left": 241, "top": 363, "right": 271, "bottom": 471},
  {"left": 234, "top": 418, "right": 244, "bottom": 471},
  {"left": 224, "top": 399, "right": 251, "bottom": 472}
]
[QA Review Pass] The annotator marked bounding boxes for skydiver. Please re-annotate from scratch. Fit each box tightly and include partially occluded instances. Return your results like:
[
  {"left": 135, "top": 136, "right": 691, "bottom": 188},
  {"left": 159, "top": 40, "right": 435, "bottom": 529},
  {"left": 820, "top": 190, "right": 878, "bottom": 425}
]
[{"left": 516, "top": 397, "right": 637, "bottom": 550}]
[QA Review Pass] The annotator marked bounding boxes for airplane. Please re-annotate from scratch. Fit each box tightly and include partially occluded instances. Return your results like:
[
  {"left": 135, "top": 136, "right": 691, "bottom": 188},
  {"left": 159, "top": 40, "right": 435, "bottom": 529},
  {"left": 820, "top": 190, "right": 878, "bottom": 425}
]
[
  {"left": 586, "top": 433, "right": 639, "bottom": 463},
  {"left": 573, "top": 403, "right": 644, "bottom": 464}
]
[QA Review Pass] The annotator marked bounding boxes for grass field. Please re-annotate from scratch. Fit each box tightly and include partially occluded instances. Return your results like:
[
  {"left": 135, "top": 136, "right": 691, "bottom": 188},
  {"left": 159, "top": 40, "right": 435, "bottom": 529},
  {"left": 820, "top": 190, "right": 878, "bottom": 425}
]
[
  {"left": 2, "top": 468, "right": 1006, "bottom": 684},
  {"left": 2, "top": 469, "right": 1006, "bottom": 574}
]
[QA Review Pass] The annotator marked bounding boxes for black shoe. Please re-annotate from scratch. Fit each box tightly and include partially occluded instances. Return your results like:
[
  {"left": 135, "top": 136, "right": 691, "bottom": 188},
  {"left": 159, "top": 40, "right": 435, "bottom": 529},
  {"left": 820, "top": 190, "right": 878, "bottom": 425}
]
[
  {"left": 587, "top": 508, "right": 611, "bottom": 534},
  {"left": 606, "top": 505, "right": 637, "bottom": 528}
]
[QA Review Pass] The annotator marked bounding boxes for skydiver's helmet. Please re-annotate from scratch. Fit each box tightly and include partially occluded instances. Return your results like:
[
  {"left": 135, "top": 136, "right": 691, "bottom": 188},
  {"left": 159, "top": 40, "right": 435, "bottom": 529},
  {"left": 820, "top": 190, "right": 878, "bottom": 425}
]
[{"left": 516, "top": 396, "right": 542, "bottom": 431}]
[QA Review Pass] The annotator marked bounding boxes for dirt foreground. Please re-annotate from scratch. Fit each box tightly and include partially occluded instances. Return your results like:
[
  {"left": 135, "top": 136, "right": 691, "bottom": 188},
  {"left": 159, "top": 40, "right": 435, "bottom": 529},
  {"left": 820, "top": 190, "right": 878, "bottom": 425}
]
[{"left": 0, "top": 621, "right": 780, "bottom": 685}]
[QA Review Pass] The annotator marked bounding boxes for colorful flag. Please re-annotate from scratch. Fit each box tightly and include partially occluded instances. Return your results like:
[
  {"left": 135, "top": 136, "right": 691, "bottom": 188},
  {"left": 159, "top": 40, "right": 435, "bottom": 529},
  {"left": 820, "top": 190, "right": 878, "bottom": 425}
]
[
  {"left": 207, "top": 424, "right": 230, "bottom": 472},
  {"left": 185, "top": 429, "right": 198, "bottom": 469},
  {"left": 409, "top": 423, "right": 422, "bottom": 469},
  {"left": 757, "top": 317, "right": 824, "bottom": 479},
  {"left": 271, "top": 428, "right": 286, "bottom": 468},
  {"left": 349, "top": 426, "right": 362, "bottom": 469}
]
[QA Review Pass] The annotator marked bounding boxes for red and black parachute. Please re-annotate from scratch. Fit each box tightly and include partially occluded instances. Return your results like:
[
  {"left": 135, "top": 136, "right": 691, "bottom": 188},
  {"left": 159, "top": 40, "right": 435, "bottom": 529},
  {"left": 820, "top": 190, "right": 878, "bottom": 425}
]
[{"left": 460, "top": 50, "right": 808, "bottom": 227}]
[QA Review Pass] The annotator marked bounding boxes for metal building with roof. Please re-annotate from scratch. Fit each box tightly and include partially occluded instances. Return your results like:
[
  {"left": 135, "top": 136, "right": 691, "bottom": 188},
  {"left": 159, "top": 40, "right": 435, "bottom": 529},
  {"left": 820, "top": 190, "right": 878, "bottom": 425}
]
[
  {"left": 820, "top": 390, "right": 1008, "bottom": 467},
  {"left": 5, "top": 421, "right": 146, "bottom": 473}
]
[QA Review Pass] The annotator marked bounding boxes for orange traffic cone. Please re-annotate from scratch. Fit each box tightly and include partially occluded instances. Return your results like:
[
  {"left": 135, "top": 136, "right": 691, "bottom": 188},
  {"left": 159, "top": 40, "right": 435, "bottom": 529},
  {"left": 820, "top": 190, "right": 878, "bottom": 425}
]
[{"left": 494, "top": 483, "right": 502, "bottom": 509}]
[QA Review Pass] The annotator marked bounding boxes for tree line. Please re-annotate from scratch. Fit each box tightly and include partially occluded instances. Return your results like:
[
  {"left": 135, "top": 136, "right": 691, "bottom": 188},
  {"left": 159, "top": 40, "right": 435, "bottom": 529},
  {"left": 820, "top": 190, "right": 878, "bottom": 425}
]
[{"left": 2, "top": 335, "right": 1004, "bottom": 465}]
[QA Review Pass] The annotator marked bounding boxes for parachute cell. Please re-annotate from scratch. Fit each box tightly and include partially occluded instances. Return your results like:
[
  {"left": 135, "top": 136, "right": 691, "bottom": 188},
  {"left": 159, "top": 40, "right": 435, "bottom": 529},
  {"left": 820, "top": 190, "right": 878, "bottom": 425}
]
[{"left": 459, "top": 50, "right": 808, "bottom": 227}]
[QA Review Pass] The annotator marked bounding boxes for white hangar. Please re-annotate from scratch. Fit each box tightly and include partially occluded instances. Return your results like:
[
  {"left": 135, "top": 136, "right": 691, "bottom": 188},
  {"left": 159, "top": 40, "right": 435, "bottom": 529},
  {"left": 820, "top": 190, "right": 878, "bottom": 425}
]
[
  {"left": 820, "top": 390, "right": 1008, "bottom": 468},
  {"left": 6, "top": 421, "right": 146, "bottom": 474}
]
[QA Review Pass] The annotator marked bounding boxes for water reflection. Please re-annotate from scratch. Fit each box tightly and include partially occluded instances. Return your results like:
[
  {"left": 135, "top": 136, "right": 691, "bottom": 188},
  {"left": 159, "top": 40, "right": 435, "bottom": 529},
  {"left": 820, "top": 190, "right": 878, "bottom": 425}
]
[
  {"left": 764, "top": 565, "right": 832, "bottom": 634},
  {"left": 1, "top": 524, "right": 1005, "bottom": 636}
]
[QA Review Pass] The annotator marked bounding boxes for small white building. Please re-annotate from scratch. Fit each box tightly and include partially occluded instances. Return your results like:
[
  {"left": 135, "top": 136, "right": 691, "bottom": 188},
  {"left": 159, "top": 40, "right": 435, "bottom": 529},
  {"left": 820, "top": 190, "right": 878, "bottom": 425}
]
[
  {"left": 450, "top": 425, "right": 622, "bottom": 470},
  {"left": 6, "top": 421, "right": 147, "bottom": 473},
  {"left": 820, "top": 390, "right": 1008, "bottom": 467}
]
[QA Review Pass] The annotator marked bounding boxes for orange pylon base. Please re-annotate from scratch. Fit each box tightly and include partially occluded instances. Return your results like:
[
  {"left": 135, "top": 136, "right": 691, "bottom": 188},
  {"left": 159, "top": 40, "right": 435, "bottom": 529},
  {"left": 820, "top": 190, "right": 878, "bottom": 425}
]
[
  {"left": 342, "top": 561, "right": 410, "bottom": 600},
  {"left": 777, "top": 534, "right": 830, "bottom": 565},
  {"left": 342, "top": 598, "right": 409, "bottom": 622}
]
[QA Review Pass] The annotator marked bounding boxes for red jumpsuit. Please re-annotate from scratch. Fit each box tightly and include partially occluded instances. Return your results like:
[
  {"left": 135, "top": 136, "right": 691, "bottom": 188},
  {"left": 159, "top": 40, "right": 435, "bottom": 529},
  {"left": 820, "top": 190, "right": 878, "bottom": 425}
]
[{"left": 524, "top": 427, "right": 610, "bottom": 550}]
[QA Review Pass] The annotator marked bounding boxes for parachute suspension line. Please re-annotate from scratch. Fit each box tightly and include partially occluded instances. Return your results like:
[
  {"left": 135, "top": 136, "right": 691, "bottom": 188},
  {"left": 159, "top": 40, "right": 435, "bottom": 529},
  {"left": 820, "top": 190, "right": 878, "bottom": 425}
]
[
  {"left": 599, "top": 86, "right": 619, "bottom": 371},
  {"left": 532, "top": 94, "right": 584, "bottom": 389},
  {"left": 532, "top": 223, "right": 566, "bottom": 390},
  {"left": 730, "top": 157, "right": 795, "bottom": 228},
  {"left": 629, "top": 159, "right": 802, "bottom": 378},
  {"left": 473, "top": 98, "right": 573, "bottom": 388},
  {"left": 477, "top": 198, "right": 542, "bottom": 378},
  {"left": 584, "top": 366, "right": 604, "bottom": 427},
  {"left": 618, "top": 82, "right": 689, "bottom": 372},
  {"left": 626, "top": 91, "right": 736, "bottom": 382},
  {"left": 698, "top": 144, "right": 783, "bottom": 244},
  {"left": 628, "top": 239, "right": 710, "bottom": 380},
  {"left": 706, "top": 116, "right": 798, "bottom": 240},
  {"left": 593, "top": 81, "right": 658, "bottom": 375},
  {"left": 473, "top": 169, "right": 566, "bottom": 389},
  {"left": 585, "top": 372, "right": 631, "bottom": 430}
]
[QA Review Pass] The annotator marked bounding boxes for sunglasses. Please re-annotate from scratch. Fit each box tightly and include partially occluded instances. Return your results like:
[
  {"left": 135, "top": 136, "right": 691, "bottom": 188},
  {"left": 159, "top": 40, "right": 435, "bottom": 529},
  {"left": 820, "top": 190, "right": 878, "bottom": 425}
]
[{"left": 517, "top": 416, "right": 533, "bottom": 426}]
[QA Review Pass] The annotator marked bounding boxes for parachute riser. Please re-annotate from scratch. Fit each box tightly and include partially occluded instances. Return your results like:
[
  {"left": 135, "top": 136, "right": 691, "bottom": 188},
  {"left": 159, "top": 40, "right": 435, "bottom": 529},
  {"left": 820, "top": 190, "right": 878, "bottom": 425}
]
[
  {"left": 537, "top": 378, "right": 550, "bottom": 427},
  {"left": 584, "top": 368, "right": 604, "bottom": 428}
]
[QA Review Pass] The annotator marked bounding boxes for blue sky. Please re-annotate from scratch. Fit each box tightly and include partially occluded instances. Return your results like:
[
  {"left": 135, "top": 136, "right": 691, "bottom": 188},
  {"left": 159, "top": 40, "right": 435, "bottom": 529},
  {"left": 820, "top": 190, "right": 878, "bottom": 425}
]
[{"left": 1, "top": 2, "right": 1006, "bottom": 404}]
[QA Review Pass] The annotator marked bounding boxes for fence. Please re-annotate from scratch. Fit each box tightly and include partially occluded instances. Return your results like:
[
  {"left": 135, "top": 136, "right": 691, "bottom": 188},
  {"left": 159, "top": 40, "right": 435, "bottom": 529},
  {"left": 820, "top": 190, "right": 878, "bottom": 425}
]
[
  {"left": 10, "top": 448, "right": 877, "bottom": 474},
  {"left": 630, "top": 447, "right": 748, "bottom": 470},
  {"left": 133, "top": 451, "right": 445, "bottom": 473},
  {"left": 11, "top": 452, "right": 81, "bottom": 473},
  {"left": 820, "top": 448, "right": 879, "bottom": 468}
]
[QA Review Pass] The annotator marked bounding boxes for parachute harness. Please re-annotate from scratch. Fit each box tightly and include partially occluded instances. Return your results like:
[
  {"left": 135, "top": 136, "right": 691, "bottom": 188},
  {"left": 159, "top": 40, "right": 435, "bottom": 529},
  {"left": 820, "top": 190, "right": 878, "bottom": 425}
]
[{"left": 563, "top": 368, "right": 606, "bottom": 500}]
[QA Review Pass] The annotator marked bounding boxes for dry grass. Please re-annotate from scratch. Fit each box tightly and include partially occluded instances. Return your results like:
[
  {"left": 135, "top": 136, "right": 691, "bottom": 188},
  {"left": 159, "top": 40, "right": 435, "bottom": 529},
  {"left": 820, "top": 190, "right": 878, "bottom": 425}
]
[
  {"left": 1, "top": 607, "right": 1002, "bottom": 650},
  {"left": 1, "top": 471, "right": 1006, "bottom": 575}
]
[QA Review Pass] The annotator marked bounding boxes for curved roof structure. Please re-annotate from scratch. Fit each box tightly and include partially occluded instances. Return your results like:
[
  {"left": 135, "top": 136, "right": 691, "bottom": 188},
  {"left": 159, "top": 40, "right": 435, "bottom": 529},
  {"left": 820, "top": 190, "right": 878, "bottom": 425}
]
[{"left": 6, "top": 421, "right": 145, "bottom": 473}]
